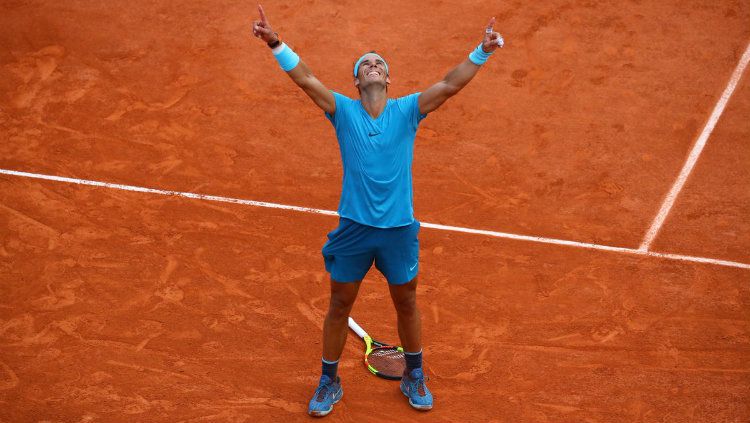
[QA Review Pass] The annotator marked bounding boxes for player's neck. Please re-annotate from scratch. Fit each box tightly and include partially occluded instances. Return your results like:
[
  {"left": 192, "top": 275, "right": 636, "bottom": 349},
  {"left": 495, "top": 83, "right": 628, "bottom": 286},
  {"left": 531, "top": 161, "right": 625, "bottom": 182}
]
[{"left": 359, "top": 87, "right": 388, "bottom": 119}]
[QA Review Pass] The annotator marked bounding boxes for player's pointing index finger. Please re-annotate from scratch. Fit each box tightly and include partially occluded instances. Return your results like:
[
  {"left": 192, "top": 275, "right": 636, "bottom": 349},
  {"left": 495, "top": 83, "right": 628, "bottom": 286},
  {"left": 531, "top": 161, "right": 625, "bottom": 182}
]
[
  {"left": 258, "top": 4, "right": 269, "bottom": 24},
  {"left": 486, "top": 17, "right": 495, "bottom": 33}
]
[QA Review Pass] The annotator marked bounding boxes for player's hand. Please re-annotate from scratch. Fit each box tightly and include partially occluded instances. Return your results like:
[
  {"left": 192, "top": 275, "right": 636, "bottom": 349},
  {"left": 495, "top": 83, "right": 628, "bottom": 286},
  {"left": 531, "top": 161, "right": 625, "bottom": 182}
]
[
  {"left": 252, "top": 4, "right": 279, "bottom": 44},
  {"left": 481, "top": 17, "right": 504, "bottom": 53}
]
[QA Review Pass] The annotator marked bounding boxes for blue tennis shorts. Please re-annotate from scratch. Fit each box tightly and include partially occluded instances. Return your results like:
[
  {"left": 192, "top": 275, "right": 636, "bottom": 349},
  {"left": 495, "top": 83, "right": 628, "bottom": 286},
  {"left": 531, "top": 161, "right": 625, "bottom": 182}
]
[{"left": 322, "top": 218, "right": 420, "bottom": 285}]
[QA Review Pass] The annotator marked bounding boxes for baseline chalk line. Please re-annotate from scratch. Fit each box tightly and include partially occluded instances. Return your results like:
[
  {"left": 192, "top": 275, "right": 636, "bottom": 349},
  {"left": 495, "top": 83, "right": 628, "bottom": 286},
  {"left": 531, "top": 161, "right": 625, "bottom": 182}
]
[
  {"left": 2, "top": 168, "right": 748, "bottom": 270},
  {"left": 639, "top": 41, "right": 750, "bottom": 251}
]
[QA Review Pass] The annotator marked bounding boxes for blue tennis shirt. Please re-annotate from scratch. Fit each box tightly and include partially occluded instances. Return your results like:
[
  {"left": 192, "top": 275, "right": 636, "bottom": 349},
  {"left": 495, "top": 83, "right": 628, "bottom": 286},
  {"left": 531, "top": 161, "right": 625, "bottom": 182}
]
[{"left": 325, "top": 91, "right": 427, "bottom": 228}]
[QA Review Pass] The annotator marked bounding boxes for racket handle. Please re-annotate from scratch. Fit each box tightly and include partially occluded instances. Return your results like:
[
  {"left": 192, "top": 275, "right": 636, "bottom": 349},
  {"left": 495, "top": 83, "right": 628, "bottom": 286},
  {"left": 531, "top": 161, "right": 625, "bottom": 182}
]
[{"left": 348, "top": 317, "right": 368, "bottom": 339}]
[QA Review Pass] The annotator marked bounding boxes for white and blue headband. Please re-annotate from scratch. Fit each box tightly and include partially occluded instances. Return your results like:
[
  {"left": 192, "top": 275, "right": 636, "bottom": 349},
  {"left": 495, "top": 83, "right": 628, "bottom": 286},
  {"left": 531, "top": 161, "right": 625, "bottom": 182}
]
[{"left": 353, "top": 53, "right": 389, "bottom": 77}]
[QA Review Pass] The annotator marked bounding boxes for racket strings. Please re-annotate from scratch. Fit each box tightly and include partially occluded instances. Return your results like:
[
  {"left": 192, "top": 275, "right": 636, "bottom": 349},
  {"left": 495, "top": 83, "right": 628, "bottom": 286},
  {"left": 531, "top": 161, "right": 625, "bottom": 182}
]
[{"left": 368, "top": 347, "right": 406, "bottom": 377}]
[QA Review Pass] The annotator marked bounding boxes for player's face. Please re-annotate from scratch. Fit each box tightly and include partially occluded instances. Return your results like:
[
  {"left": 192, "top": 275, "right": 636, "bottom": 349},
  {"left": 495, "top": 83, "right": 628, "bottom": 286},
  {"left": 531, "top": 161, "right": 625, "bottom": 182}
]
[{"left": 356, "top": 54, "right": 390, "bottom": 89}]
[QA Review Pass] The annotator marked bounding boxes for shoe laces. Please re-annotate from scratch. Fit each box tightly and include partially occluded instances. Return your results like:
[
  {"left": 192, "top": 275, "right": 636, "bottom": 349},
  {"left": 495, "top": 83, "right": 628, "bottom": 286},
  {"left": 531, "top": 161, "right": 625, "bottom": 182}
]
[
  {"left": 315, "top": 384, "right": 329, "bottom": 402},
  {"left": 315, "top": 376, "right": 337, "bottom": 402},
  {"left": 416, "top": 377, "right": 429, "bottom": 396},
  {"left": 408, "top": 373, "right": 429, "bottom": 396}
]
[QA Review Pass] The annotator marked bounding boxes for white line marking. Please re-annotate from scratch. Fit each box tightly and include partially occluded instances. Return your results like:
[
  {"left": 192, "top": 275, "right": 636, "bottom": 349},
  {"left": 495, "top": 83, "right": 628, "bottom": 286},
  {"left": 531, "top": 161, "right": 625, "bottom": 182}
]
[
  {"left": 646, "top": 251, "right": 750, "bottom": 270},
  {"left": 0, "top": 168, "right": 338, "bottom": 217},
  {"left": 639, "top": 41, "right": 750, "bottom": 251},
  {"left": 421, "top": 222, "right": 750, "bottom": 269},
  {"left": 420, "top": 222, "right": 636, "bottom": 254},
  {"left": 1, "top": 168, "right": 748, "bottom": 270}
]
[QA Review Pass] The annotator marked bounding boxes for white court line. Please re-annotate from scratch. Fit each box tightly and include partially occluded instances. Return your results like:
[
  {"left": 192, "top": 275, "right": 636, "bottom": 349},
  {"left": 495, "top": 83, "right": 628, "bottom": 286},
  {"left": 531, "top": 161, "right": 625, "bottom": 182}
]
[
  {"left": 1, "top": 168, "right": 748, "bottom": 270},
  {"left": 639, "top": 41, "right": 750, "bottom": 251}
]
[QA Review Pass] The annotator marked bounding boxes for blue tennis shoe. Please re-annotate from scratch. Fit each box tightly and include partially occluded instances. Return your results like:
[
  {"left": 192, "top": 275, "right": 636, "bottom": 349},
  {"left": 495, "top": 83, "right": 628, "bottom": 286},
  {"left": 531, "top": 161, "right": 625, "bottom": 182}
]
[
  {"left": 308, "top": 375, "right": 343, "bottom": 417},
  {"left": 400, "top": 368, "right": 433, "bottom": 410}
]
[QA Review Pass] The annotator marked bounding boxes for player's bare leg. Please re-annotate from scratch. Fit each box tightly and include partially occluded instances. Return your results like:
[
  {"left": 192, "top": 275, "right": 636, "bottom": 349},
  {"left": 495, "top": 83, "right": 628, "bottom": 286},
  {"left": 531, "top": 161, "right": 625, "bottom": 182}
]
[
  {"left": 309, "top": 278, "right": 361, "bottom": 417},
  {"left": 389, "top": 276, "right": 433, "bottom": 410},
  {"left": 388, "top": 277, "right": 421, "bottom": 352},
  {"left": 323, "top": 279, "right": 362, "bottom": 361}
]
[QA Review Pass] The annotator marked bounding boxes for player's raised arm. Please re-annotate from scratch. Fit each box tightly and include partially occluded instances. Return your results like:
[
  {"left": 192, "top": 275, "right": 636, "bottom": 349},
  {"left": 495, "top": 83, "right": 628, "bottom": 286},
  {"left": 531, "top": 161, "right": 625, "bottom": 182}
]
[
  {"left": 252, "top": 4, "right": 335, "bottom": 114},
  {"left": 418, "top": 17, "right": 504, "bottom": 115}
]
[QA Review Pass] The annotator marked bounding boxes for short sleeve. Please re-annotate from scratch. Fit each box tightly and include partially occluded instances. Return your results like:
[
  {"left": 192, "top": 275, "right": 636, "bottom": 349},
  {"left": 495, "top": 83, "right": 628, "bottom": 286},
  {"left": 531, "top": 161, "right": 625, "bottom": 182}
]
[
  {"left": 325, "top": 91, "right": 353, "bottom": 128},
  {"left": 395, "top": 92, "right": 428, "bottom": 129}
]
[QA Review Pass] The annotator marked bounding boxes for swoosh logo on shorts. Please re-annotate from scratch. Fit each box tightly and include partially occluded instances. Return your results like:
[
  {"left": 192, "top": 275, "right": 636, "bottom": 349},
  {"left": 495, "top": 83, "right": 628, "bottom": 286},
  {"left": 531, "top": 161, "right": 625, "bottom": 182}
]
[{"left": 409, "top": 263, "right": 418, "bottom": 271}]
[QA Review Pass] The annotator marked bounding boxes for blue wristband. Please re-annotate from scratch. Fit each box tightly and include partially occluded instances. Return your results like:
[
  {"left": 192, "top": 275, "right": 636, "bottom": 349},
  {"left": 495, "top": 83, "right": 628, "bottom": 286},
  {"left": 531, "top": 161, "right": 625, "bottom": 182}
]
[
  {"left": 273, "top": 43, "right": 300, "bottom": 72},
  {"left": 468, "top": 43, "right": 492, "bottom": 65}
]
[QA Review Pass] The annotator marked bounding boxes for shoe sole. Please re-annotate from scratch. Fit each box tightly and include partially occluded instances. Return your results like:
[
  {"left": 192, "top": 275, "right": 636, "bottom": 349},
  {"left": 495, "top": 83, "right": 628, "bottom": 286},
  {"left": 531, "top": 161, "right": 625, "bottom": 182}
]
[{"left": 308, "top": 388, "right": 343, "bottom": 417}]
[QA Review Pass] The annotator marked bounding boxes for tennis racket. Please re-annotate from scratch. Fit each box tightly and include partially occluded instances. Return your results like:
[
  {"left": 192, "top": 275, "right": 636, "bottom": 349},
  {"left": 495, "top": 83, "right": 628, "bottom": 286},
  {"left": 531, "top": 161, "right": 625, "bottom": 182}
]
[{"left": 348, "top": 317, "right": 406, "bottom": 380}]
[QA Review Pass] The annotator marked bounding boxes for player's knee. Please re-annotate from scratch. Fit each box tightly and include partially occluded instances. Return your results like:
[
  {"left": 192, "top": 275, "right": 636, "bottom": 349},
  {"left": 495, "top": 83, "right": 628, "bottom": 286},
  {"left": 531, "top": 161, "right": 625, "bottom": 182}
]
[
  {"left": 328, "top": 295, "right": 355, "bottom": 318},
  {"left": 392, "top": 296, "right": 418, "bottom": 317}
]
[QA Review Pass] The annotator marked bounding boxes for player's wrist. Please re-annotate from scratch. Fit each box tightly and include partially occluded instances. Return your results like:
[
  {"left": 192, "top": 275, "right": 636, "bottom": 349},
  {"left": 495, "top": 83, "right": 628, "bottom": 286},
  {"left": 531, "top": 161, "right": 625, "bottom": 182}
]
[
  {"left": 267, "top": 32, "right": 281, "bottom": 48},
  {"left": 468, "top": 43, "right": 493, "bottom": 65},
  {"left": 272, "top": 42, "right": 300, "bottom": 72}
]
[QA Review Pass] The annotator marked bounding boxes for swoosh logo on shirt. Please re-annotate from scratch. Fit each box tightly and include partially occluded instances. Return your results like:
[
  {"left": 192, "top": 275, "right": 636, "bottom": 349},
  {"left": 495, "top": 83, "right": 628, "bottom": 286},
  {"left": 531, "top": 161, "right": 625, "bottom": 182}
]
[
  {"left": 409, "top": 263, "right": 418, "bottom": 271},
  {"left": 368, "top": 132, "right": 378, "bottom": 137}
]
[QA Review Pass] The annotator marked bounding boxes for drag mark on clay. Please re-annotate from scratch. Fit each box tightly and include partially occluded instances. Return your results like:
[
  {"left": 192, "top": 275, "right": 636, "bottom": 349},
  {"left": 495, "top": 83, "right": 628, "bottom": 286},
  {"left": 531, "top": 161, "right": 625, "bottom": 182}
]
[
  {"left": 592, "top": 327, "right": 624, "bottom": 344},
  {"left": 105, "top": 88, "right": 191, "bottom": 121},
  {"left": 645, "top": 366, "right": 750, "bottom": 374},
  {"left": 0, "top": 361, "right": 19, "bottom": 390},
  {"left": 295, "top": 302, "right": 324, "bottom": 331},
  {"left": 7, "top": 45, "right": 65, "bottom": 109},
  {"left": 0, "top": 315, "right": 59, "bottom": 347},
  {"left": 172, "top": 398, "right": 304, "bottom": 422},
  {"left": 106, "top": 360, "right": 191, "bottom": 380},
  {"left": 194, "top": 249, "right": 257, "bottom": 300},
  {"left": 149, "top": 156, "right": 184, "bottom": 177},
  {"left": 430, "top": 302, "right": 440, "bottom": 324},
  {"left": 134, "top": 332, "right": 164, "bottom": 352},
  {"left": 547, "top": 332, "right": 583, "bottom": 342},
  {"left": 199, "top": 397, "right": 304, "bottom": 414},
  {"left": 430, "top": 196, "right": 483, "bottom": 217},
  {"left": 0, "top": 203, "right": 60, "bottom": 236},
  {"left": 450, "top": 347, "right": 493, "bottom": 381},
  {"left": 159, "top": 255, "right": 179, "bottom": 285},
  {"left": 449, "top": 167, "right": 501, "bottom": 204},
  {"left": 32, "top": 281, "right": 78, "bottom": 311},
  {"left": 532, "top": 402, "right": 582, "bottom": 414}
]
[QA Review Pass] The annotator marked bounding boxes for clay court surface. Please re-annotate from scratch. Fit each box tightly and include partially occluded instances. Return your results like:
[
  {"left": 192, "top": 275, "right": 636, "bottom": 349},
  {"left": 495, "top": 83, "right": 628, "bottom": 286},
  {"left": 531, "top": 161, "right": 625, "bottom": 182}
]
[{"left": 1, "top": 1, "right": 749, "bottom": 422}]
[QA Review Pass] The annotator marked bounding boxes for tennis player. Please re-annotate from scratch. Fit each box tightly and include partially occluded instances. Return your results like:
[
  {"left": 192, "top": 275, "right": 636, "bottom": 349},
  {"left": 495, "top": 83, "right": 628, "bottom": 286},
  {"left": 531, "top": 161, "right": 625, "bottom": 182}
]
[{"left": 252, "top": 4, "right": 503, "bottom": 417}]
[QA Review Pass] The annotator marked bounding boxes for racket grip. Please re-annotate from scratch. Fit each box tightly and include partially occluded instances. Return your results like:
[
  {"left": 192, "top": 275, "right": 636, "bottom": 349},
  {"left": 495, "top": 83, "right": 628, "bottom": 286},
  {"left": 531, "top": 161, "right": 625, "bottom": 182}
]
[{"left": 348, "top": 317, "right": 368, "bottom": 339}]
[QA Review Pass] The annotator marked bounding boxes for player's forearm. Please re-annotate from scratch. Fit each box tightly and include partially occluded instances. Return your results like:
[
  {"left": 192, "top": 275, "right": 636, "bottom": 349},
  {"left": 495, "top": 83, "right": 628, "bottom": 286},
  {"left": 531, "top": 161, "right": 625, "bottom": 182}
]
[
  {"left": 269, "top": 40, "right": 321, "bottom": 91},
  {"left": 278, "top": 54, "right": 335, "bottom": 113},
  {"left": 252, "top": 6, "right": 333, "bottom": 113},
  {"left": 418, "top": 37, "right": 501, "bottom": 115},
  {"left": 270, "top": 42, "right": 327, "bottom": 92},
  {"left": 287, "top": 60, "right": 315, "bottom": 88},
  {"left": 440, "top": 59, "right": 482, "bottom": 95}
]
